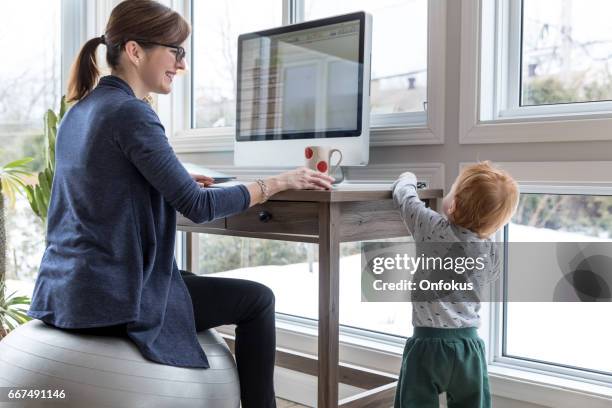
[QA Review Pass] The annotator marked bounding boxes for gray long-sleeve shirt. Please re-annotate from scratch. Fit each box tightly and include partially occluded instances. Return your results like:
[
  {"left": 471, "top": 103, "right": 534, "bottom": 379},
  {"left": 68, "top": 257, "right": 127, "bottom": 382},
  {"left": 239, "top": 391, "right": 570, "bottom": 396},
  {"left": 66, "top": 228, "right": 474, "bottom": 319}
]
[
  {"left": 28, "top": 75, "right": 250, "bottom": 368},
  {"left": 392, "top": 172, "right": 500, "bottom": 328}
]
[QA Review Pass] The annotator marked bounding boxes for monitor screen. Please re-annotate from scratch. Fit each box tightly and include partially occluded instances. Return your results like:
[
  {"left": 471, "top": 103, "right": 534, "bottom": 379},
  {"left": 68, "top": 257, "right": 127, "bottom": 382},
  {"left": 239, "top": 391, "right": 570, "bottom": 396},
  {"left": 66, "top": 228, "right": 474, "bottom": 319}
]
[{"left": 236, "top": 12, "right": 365, "bottom": 141}]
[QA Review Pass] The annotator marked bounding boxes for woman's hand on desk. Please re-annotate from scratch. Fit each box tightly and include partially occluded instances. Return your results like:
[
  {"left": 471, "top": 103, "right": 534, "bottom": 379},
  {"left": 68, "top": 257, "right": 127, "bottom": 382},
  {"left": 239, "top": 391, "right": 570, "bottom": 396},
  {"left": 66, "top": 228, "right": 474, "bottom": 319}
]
[
  {"left": 246, "top": 167, "right": 335, "bottom": 206},
  {"left": 277, "top": 167, "right": 335, "bottom": 191},
  {"left": 190, "top": 173, "right": 215, "bottom": 188}
]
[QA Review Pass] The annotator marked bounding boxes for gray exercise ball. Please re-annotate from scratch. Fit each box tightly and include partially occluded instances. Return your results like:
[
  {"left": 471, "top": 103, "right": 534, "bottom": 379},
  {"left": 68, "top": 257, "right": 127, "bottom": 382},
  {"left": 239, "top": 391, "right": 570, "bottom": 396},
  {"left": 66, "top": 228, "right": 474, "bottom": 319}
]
[{"left": 0, "top": 319, "right": 240, "bottom": 408}]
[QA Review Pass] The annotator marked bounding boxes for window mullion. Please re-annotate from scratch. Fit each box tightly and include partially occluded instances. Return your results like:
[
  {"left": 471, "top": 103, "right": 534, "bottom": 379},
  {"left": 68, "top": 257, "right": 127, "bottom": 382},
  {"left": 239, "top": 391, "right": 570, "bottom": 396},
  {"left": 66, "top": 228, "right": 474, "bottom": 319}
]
[
  {"left": 60, "top": 0, "right": 87, "bottom": 92},
  {"left": 293, "top": 0, "right": 305, "bottom": 23},
  {"left": 282, "top": 0, "right": 292, "bottom": 25},
  {"left": 505, "top": 0, "right": 523, "bottom": 112},
  {"left": 496, "top": 0, "right": 509, "bottom": 114},
  {"left": 484, "top": 228, "right": 506, "bottom": 364},
  {"left": 284, "top": 0, "right": 304, "bottom": 24},
  {"left": 496, "top": 0, "right": 522, "bottom": 116}
]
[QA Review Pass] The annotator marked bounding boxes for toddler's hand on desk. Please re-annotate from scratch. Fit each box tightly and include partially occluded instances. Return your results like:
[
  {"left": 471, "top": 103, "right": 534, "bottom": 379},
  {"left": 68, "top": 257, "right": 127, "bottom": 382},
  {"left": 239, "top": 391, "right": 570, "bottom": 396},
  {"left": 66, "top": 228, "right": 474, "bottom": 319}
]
[
  {"left": 398, "top": 171, "right": 416, "bottom": 180},
  {"left": 392, "top": 171, "right": 418, "bottom": 191},
  {"left": 190, "top": 173, "right": 215, "bottom": 187}
]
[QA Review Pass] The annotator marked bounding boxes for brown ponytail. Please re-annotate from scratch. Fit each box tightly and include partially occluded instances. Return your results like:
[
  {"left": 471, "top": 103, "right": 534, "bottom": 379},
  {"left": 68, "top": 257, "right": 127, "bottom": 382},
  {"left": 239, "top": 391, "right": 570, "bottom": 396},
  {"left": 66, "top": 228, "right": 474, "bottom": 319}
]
[
  {"left": 66, "top": 36, "right": 106, "bottom": 103},
  {"left": 66, "top": 0, "right": 191, "bottom": 103}
]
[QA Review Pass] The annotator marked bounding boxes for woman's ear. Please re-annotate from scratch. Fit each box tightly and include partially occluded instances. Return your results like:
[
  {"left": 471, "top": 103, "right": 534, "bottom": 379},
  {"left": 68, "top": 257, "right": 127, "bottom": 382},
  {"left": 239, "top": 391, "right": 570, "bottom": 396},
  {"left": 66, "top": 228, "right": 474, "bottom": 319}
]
[{"left": 123, "top": 40, "right": 142, "bottom": 66}]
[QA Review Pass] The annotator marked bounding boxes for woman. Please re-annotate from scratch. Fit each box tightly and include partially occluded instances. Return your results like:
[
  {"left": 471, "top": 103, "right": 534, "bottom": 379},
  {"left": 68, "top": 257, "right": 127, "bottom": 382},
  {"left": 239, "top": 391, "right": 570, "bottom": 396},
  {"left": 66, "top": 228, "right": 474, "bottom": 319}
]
[{"left": 26, "top": 1, "right": 334, "bottom": 407}]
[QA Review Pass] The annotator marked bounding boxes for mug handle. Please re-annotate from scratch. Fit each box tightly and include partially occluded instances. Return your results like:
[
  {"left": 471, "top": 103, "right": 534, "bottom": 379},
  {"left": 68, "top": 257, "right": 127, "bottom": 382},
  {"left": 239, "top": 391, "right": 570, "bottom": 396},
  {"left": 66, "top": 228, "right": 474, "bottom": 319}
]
[{"left": 330, "top": 149, "right": 344, "bottom": 183}]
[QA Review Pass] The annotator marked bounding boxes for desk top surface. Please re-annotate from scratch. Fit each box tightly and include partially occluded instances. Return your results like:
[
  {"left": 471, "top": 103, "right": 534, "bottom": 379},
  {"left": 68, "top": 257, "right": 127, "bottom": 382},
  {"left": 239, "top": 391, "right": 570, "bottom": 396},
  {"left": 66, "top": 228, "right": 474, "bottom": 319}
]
[
  {"left": 210, "top": 181, "right": 443, "bottom": 202},
  {"left": 270, "top": 186, "right": 443, "bottom": 202}
]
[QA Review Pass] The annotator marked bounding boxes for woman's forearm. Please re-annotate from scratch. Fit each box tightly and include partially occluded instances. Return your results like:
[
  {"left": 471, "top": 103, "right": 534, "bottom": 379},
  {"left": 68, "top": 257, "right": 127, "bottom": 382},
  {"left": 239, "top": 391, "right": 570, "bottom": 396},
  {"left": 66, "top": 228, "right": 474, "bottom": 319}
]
[{"left": 246, "top": 176, "right": 286, "bottom": 207}]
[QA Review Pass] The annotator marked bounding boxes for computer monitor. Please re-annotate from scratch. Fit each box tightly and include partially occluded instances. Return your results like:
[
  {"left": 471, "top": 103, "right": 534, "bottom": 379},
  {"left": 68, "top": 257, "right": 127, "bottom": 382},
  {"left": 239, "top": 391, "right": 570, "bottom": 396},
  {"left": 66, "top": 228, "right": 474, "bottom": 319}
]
[{"left": 234, "top": 11, "right": 372, "bottom": 167}]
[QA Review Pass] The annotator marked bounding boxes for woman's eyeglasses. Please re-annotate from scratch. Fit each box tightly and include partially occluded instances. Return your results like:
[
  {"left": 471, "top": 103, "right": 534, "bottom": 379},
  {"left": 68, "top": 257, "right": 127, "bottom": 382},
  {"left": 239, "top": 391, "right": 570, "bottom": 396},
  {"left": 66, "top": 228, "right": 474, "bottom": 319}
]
[{"left": 127, "top": 39, "right": 186, "bottom": 63}]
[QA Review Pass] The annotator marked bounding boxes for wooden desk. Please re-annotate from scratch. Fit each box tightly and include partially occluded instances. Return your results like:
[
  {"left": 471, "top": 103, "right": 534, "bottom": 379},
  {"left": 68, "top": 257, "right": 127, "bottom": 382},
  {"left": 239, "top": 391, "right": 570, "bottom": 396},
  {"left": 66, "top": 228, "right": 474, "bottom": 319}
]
[{"left": 177, "top": 186, "right": 442, "bottom": 407}]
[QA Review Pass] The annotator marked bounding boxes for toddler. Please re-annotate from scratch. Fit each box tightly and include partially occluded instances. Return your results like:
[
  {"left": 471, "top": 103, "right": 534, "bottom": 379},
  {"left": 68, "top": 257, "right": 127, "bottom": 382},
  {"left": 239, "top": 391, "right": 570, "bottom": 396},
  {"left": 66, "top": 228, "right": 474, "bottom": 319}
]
[{"left": 391, "top": 161, "right": 519, "bottom": 408}]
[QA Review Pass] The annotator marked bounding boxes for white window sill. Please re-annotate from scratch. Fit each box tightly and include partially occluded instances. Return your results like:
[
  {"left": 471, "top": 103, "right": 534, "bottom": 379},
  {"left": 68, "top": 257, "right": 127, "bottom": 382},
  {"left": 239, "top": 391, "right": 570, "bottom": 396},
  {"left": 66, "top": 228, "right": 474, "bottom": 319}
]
[
  {"left": 497, "top": 102, "right": 612, "bottom": 121},
  {"left": 487, "top": 364, "right": 612, "bottom": 408},
  {"left": 459, "top": 114, "right": 612, "bottom": 144}
]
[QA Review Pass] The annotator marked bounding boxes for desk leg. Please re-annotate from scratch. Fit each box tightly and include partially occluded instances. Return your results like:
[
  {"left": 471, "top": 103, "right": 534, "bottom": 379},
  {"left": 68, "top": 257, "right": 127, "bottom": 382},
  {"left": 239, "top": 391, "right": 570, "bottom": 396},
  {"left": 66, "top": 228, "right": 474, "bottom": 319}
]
[{"left": 318, "top": 202, "right": 341, "bottom": 408}]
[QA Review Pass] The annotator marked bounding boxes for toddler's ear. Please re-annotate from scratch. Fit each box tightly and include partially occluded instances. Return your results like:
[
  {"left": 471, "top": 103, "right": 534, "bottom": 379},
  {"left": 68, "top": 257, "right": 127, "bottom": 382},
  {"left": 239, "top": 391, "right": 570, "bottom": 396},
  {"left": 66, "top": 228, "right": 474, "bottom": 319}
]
[{"left": 446, "top": 197, "right": 456, "bottom": 216}]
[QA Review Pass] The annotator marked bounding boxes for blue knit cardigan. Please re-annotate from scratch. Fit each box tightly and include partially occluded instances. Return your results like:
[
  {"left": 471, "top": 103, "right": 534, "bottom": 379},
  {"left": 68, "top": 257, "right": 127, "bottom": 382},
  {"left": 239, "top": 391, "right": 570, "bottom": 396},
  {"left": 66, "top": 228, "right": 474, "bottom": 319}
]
[{"left": 27, "top": 75, "right": 250, "bottom": 368}]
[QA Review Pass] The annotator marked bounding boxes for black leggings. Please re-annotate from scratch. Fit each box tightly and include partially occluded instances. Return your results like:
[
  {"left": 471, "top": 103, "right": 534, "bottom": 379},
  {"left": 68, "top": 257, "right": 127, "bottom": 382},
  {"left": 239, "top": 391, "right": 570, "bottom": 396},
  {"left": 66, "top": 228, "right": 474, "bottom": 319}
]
[{"left": 49, "top": 269, "right": 277, "bottom": 408}]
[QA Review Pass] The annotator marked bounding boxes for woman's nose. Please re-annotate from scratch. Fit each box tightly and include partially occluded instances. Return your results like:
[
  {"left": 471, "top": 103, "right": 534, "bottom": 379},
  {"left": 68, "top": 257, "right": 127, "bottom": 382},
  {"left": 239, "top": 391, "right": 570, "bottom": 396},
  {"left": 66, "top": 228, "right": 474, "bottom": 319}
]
[{"left": 177, "top": 57, "right": 188, "bottom": 73}]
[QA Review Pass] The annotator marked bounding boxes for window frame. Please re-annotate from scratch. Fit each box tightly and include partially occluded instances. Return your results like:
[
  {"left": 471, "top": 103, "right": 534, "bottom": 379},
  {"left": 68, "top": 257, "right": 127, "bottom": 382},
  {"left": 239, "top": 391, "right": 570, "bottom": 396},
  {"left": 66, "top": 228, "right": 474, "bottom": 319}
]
[
  {"left": 495, "top": 185, "right": 612, "bottom": 387},
  {"left": 167, "top": 0, "right": 447, "bottom": 154},
  {"left": 61, "top": 0, "right": 86, "bottom": 90},
  {"left": 460, "top": 0, "right": 612, "bottom": 144},
  {"left": 499, "top": 0, "right": 612, "bottom": 118},
  {"left": 475, "top": 161, "right": 612, "bottom": 407}
]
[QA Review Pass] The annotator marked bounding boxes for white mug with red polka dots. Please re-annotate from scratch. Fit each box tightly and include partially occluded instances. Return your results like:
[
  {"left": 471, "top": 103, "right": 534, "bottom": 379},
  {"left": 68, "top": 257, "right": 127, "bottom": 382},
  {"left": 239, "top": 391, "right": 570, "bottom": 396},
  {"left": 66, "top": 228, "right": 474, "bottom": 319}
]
[{"left": 304, "top": 146, "right": 343, "bottom": 182}]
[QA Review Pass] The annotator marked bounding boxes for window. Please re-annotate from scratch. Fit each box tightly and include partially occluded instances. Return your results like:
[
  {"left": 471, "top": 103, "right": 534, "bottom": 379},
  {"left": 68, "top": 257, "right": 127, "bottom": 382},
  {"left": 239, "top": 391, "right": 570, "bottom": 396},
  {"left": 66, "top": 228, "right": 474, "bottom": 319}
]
[
  {"left": 0, "top": 0, "right": 62, "bottom": 297},
  {"left": 191, "top": 0, "right": 282, "bottom": 128},
  {"left": 503, "top": 192, "right": 612, "bottom": 380},
  {"left": 0, "top": 1, "right": 61, "bottom": 159},
  {"left": 190, "top": 0, "right": 433, "bottom": 132},
  {"left": 303, "top": 0, "right": 428, "bottom": 118},
  {"left": 521, "top": 0, "right": 612, "bottom": 107},
  {"left": 460, "top": 0, "right": 612, "bottom": 143},
  {"left": 180, "top": 0, "right": 445, "bottom": 150},
  {"left": 481, "top": 0, "right": 612, "bottom": 121},
  {"left": 196, "top": 234, "right": 414, "bottom": 339}
]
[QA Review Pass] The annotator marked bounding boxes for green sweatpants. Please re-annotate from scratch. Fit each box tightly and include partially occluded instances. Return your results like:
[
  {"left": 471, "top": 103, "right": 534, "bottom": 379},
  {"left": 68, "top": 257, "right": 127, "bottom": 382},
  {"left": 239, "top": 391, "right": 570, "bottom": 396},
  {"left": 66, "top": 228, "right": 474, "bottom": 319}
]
[{"left": 394, "top": 327, "right": 491, "bottom": 408}]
